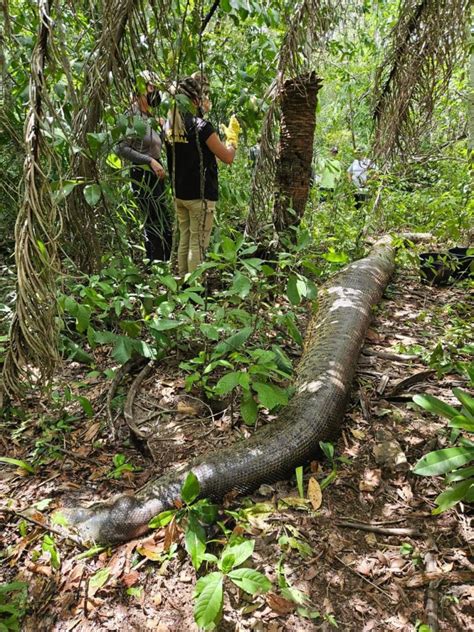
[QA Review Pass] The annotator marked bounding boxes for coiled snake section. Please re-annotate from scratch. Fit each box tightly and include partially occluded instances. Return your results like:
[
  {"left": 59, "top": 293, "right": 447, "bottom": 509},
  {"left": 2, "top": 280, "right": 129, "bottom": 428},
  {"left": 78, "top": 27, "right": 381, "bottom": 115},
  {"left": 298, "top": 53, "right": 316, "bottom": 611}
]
[{"left": 65, "top": 237, "right": 395, "bottom": 543}]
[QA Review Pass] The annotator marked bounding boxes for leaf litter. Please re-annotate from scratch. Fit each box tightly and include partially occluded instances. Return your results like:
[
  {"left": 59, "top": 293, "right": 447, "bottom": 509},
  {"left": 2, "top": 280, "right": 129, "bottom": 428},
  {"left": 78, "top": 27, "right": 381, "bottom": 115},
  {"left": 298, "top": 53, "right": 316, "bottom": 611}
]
[{"left": 1, "top": 271, "right": 473, "bottom": 631}]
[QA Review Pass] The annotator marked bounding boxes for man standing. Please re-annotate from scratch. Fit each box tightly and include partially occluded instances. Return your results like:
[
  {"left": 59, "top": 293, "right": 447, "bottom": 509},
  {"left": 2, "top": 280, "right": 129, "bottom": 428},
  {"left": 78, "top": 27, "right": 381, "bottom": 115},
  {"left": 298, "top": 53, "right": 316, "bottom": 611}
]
[{"left": 347, "top": 149, "right": 375, "bottom": 209}]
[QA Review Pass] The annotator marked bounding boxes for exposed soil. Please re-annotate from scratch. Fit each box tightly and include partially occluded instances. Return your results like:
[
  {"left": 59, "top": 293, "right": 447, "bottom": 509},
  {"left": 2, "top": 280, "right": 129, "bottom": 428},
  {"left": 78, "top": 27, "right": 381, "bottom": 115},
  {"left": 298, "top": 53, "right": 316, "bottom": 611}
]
[{"left": 1, "top": 269, "right": 472, "bottom": 632}]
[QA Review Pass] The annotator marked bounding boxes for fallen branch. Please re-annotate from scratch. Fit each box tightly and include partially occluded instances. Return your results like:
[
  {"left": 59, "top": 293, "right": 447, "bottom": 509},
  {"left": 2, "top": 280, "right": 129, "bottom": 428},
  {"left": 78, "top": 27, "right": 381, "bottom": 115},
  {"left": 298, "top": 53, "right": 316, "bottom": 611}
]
[
  {"left": 424, "top": 550, "right": 439, "bottom": 632},
  {"left": 335, "top": 520, "right": 420, "bottom": 537},
  {"left": 0, "top": 507, "right": 86, "bottom": 549},
  {"left": 401, "top": 570, "right": 472, "bottom": 588},
  {"left": 124, "top": 361, "right": 154, "bottom": 439},
  {"left": 106, "top": 357, "right": 147, "bottom": 439}
]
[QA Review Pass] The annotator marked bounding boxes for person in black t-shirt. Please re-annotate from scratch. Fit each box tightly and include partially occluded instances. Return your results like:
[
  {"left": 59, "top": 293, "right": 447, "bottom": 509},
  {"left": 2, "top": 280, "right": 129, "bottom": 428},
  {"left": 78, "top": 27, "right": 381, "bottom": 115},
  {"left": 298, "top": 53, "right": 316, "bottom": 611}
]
[{"left": 164, "top": 75, "right": 239, "bottom": 275}]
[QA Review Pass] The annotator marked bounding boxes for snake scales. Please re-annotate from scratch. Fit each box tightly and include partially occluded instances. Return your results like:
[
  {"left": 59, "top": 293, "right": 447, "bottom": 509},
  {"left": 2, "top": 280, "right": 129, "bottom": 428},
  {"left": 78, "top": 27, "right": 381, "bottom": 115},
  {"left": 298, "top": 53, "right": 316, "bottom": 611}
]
[{"left": 65, "top": 237, "right": 395, "bottom": 543}]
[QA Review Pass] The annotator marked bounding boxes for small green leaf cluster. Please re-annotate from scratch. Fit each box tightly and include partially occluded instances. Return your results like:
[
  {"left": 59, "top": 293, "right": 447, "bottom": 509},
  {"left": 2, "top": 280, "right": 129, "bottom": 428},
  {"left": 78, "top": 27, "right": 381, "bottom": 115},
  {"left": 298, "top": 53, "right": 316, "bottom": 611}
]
[
  {"left": 57, "top": 231, "right": 319, "bottom": 427},
  {"left": 108, "top": 453, "right": 142, "bottom": 479},
  {"left": 149, "top": 473, "right": 271, "bottom": 631},
  {"left": 413, "top": 388, "right": 474, "bottom": 514},
  {"left": 0, "top": 581, "right": 29, "bottom": 632}
]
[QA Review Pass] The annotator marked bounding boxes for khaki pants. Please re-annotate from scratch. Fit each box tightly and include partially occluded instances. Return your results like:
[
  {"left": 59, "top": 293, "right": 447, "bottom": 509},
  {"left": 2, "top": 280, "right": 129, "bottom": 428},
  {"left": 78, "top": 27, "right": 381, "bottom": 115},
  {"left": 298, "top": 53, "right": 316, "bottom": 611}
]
[{"left": 175, "top": 198, "right": 215, "bottom": 275}]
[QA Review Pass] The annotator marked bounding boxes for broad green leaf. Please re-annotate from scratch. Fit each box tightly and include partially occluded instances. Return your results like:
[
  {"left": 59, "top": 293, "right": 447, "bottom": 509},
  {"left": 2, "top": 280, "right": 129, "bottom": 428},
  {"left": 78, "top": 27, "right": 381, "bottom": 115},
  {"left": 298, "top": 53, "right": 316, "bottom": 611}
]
[
  {"left": 193, "top": 502, "right": 218, "bottom": 524},
  {"left": 230, "top": 272, "right": 252, "bottom": 298},
  {"left": 181, "top": 471, "right": 200, "bottom": 505},
  {"left": 83, "top": 183, "right": 101, "bottom": 206},
  {"left": 446, "top": 465, "right": 474, "bottom": 483},
  {"left": 219, "top": 553, "right": 236, "bottom": 574},
  {"left": 75, "top": 304, "right": 91, "bottom": 333},
  {"left": 215, "top": 371, "right": 249, "bottom": 395},
  {"left": 453, "top": 388, "right": 474, "bottom": 417},
  {"left": 185, "top": 512, "right": 206, "bottom": 570},
  {"left": 412, "top": 394, "right": 459, "bottom": 420},
  {"left": 221, "top": 539, "right": 254, "bottom": 567},
  {"left": 148, "top": 509, "right": 176, "bottom": 528},
  {"left": 194, "top": 572, "right": 223, "bottom": 630},
  {"left": 200, "top": 324, "right": 220, "bottom": 340},
  {"left": 228, "top": 568, "right": 271, "bottom": 594},
  {"left": 295, "top": 466, "right": 304, "bottom": 498},
  {"left": 287, "top": 274, "right": 301, "bottom": 306},
  {"left": 0, "top": 456, "right": 35, "bottom": 474},
  {"left": 89, "top": 567, "right": 110, "bottom": 589},
  {"left": 432, "top": 479, "right": 474, "bottom": 514},
  {"left": 151, "top": 318, "right": 183, "bottom": 331},
  {"left": 413, "top": 447, "right": 474, "bottom": 476},
  {"left": 319, "top": 441, "right": 335, "bottom": 462},
  {"left": 241, "top": 395, "right": 258, "bottom": 425},
  {"left": 253, "top": 382, "right": 288, "bottom": 410},
  {"left": 77, "top": 396, "right": 93, "bottom": 418},
  {"left": 214, "top": 327, "right": 253, "bottom": 356},
  {"left": 284, "top": 314, "right": 303, "bottom": 345},
  {"left": 449, "top": 414, "right": 474, "bottom": 432}
]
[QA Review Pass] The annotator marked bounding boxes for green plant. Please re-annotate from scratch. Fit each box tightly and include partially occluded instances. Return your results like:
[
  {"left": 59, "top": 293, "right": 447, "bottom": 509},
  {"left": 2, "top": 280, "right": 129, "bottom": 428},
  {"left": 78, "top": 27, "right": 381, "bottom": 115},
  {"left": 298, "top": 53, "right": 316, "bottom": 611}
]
[
  {"left": 108, "top": 453, "right": 142, "bottom": 479},
  {"left": 149, "top": 473, "right": 271, "bottom": 630},
  {"left": 0, "top": 581, "right": 29, "bottom": 632},
  {"left": 193, "top": 537, "right": 271, "bottom": 630},
  {"left": 413, "top": 388, "right": 474, "bottom": 513}
]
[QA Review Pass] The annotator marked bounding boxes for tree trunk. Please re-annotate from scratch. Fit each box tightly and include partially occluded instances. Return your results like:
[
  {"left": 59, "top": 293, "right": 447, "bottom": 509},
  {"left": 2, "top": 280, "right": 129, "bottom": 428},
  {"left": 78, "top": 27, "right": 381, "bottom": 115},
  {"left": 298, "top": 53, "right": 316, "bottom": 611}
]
[
  {"left": 273, "top": 72, "right": 322, "bottom": 236},
  {"left": 66, "top": 0, "right": 134, "bottom": 272}
]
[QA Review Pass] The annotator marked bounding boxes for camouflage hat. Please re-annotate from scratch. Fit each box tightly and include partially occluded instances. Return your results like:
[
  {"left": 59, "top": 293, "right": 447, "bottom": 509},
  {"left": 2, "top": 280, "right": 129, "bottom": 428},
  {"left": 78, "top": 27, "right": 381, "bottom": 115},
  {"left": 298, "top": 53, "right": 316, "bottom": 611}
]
[
  {"left": 139, "top": 70, "right": 160, "bottom": 86},
  {"left": 177, "top": 76, "right": 203, "bottom": 102}
]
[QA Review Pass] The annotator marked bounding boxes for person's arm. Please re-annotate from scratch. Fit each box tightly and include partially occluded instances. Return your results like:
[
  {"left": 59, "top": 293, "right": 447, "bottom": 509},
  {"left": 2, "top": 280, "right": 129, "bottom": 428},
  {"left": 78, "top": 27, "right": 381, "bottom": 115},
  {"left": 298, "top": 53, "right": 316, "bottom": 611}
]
[
  {"left": 205, "top": 132, "right": 236, "bottom": 164},
  {"left": 115, "top": 140, "right": 165, "bottom": 178}
]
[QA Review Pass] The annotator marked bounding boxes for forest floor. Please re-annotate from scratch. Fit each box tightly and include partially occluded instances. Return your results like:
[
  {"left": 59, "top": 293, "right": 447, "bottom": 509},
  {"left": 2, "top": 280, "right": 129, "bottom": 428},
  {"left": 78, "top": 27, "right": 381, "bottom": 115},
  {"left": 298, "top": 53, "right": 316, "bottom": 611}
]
[{"left": 1, "top": 264, "right": 473, "bottom": 632}]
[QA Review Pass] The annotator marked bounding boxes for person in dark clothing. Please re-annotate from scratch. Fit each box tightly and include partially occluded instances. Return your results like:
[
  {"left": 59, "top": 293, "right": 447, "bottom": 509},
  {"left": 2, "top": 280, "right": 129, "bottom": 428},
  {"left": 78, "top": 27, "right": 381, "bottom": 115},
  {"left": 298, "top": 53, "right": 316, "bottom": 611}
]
[
  {"left": 115, "top": 71, "right": 172, "bottom": 262},
  {"left": 164, "top": 74, "right": 239, "bottom": 275}
]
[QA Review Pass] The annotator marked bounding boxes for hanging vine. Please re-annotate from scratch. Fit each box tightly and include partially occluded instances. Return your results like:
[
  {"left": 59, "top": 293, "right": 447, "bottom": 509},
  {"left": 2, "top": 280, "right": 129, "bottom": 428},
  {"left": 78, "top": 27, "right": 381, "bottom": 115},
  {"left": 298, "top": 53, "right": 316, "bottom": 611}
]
[
  {"left": 2, "top": 0, "right": 60, "bottom": 397},
  {"left": 372, "top": 0, "right": 470, "bottom": 160}
]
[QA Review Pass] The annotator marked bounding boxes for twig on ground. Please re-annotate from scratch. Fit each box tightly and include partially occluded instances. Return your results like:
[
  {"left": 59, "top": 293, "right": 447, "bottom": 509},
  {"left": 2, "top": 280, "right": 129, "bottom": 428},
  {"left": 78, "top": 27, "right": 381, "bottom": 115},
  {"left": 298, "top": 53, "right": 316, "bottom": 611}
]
[
  {"left": 362, "top": 348, "right": 418, "bottom": 362},
  {"left": 107, "top": 357, "right": 147, "bottom": 439},
  {"left": 0, "top": 507, "right": 86, "bottom": 549},
  {"left": 387, "top": 370, "right": 435, "bottom": 397},
  {"left": 124, "top": 361, "right": 154, "bottom": 439},
  {"left": 334, "top": 554, "right": 396, "bottom": 601},
  {"left": 336, "top": 519, "right": 420, "bottom": 536},
  {"left": 401, "top": 570, "right": 472, "bottom": 588},
  {"left": 424, "top": 550, "right": 440, "bottom": 632}
]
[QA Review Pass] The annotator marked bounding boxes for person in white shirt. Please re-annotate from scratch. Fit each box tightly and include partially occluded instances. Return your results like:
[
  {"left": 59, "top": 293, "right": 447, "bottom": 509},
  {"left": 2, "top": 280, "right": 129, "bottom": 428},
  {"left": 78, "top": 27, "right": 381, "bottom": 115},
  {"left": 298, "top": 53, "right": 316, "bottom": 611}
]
[{"left": 347, "top": 149, "right": 375, "bottom": 208}]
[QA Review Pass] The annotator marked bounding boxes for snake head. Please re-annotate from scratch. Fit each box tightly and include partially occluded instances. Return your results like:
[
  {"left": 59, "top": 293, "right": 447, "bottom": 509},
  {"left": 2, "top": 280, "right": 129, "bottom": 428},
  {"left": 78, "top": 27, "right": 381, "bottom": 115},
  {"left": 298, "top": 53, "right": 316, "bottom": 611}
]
[{"left": 62, "top": 494, "right": 158, "bottom": 545}]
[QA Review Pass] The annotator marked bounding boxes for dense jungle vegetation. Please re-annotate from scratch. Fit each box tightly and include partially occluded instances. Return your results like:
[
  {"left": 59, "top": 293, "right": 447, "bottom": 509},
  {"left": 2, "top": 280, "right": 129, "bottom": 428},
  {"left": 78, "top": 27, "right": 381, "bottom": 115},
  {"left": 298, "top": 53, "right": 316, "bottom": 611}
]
[{"left": 0, "top": 1, "right": 473, "bottom": 631}]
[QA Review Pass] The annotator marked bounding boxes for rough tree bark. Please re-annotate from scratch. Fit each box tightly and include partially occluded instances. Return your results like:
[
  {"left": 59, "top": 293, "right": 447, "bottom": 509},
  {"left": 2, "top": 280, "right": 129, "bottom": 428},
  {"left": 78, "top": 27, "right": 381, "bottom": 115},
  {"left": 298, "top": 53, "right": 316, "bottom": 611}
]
[
  {"left": 66, "top": 0, "right": 135, "bottom": 272},
  {"left": 273, "top": 72, "right": 322, "bottom": 236},
  {"left": 2, "top": 0, "right": 60, "bottom": 397}
]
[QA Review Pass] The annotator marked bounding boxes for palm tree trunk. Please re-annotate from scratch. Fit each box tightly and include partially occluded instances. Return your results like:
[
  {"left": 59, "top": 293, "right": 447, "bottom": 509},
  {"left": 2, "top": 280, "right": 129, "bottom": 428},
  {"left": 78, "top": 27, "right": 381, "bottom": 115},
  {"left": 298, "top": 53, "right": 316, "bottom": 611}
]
[{"left": 273, "top": 72, "right": 322, "bottom": 236}]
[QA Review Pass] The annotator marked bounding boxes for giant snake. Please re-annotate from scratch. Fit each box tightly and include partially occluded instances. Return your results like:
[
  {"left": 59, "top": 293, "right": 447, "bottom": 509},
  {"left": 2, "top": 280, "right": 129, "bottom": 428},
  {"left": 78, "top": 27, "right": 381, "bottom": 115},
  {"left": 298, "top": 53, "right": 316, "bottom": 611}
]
[{"left": 65, "top": 237, "right": 395, "bottom": 543}]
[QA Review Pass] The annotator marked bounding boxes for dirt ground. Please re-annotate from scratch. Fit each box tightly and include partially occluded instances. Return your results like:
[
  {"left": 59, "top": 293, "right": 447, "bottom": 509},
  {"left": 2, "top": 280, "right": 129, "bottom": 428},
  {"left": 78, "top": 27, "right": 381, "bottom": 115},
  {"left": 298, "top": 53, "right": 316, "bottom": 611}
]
[{"left": 1, "top": 269, "right": 473, "bottom": 631}]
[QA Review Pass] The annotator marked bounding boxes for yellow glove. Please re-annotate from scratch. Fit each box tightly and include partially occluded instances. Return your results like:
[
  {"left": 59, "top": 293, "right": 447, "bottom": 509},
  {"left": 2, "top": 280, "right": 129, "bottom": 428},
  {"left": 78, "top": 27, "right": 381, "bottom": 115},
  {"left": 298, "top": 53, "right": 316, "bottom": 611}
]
[{"left": 220, "top": 115, "right": 241, "bottom": 148}]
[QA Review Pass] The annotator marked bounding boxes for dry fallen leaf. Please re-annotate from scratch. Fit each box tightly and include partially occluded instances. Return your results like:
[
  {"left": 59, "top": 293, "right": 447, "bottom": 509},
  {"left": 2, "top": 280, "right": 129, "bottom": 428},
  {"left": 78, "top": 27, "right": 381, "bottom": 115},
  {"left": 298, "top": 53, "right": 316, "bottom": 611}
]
[
  {"left": 266, "top": 593, "right": 295, "bottom": 614},
  {"left": 177, "top": 400, "right": 201, "bottom": 415},
  {"left": 122, "top": 571, "right": 140, "bottom": 587},
  {"left": 350, "top": 428, "right": 366, "bottom": 440},
  {"left": 307, "top": 477, "right": 322, "bottom": 510},
  {"left": 359, "top": 468, "right": 381, "bottom": 492},
  {"left": 164, "top": 518, "right": 179, "bottom": 551}
]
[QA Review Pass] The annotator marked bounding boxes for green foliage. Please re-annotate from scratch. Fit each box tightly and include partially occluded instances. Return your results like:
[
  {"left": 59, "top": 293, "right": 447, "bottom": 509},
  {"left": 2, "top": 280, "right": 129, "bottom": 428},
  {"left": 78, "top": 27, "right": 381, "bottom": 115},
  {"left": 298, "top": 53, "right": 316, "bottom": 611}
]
[
  {"left": 108, "top": 453, "right": 142, "bottom": 479},
  {"left": 149, "top": 474, "right": 270, "bottom": 630},
  {"left": 0, "top": 581, "right": 29, "bottom": 632},
  {"left": 413, "top": 388, "right": 474, "bottom": 514}
]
